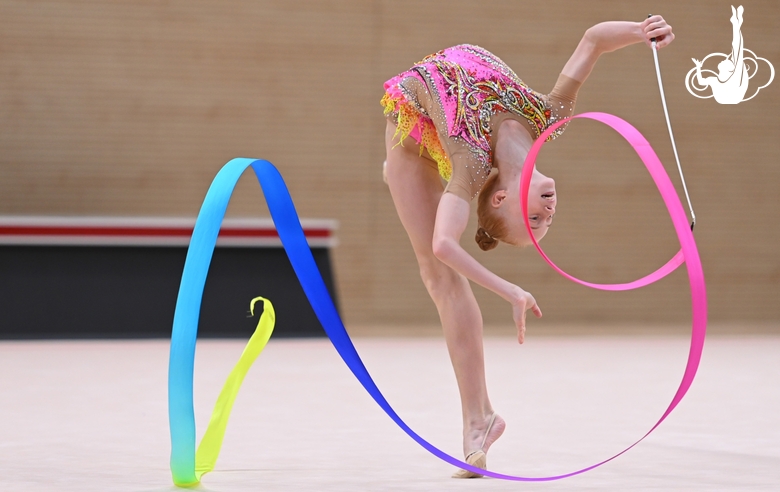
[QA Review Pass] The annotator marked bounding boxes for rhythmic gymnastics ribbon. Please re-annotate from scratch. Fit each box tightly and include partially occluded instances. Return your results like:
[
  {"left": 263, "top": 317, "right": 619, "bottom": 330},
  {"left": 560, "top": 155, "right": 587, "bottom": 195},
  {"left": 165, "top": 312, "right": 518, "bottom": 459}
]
[{"left": 169, "top": 114, "right": 706, "bottom": 483}]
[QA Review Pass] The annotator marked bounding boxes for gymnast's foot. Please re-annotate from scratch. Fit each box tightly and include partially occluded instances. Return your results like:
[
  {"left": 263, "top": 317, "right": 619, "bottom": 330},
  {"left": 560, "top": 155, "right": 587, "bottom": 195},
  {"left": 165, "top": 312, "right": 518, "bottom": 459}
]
[{"left": 452, "top": 413, "right": 506, "bottom": 478}]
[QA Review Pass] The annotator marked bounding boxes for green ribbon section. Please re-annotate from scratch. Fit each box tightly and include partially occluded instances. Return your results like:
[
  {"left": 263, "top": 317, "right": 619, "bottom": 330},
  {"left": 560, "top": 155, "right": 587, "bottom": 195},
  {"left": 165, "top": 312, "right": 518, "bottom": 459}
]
[{"left": 190, "top": 296, "right": 275, "bottom": 484}]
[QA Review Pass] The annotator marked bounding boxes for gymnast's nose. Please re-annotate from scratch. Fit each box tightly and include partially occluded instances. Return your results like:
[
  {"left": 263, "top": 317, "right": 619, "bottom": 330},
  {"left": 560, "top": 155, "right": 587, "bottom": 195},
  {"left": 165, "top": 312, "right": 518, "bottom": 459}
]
[{"left": 541, "top": 190, "right": 556, "bottom": 215}]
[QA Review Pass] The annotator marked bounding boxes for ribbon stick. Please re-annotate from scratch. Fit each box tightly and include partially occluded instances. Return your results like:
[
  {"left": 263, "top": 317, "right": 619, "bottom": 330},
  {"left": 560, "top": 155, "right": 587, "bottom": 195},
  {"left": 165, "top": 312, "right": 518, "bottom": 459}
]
[
  {"left": 169, "top": 118, "right": 706, "bottom": 483},
  {"left": 651, "top": 36, "right": 696, "bottom": 228}
]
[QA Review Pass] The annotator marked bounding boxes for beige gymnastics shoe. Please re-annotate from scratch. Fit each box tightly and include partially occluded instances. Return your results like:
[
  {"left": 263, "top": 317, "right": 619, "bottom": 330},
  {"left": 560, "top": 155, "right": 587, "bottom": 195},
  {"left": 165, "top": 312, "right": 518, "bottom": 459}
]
[
  {"left": 451, "top": 413, "right": 499, "bottom": 479},
  {"left": 451, "top": 449, "right": 487, "bottom": 479}
]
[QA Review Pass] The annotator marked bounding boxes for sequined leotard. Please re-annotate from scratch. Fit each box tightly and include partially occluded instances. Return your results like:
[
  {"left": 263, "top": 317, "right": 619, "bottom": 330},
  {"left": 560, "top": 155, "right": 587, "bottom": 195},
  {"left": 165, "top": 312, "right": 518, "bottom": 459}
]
[{"left": 382, "top": 44, "right": 581, "bottom": 200}]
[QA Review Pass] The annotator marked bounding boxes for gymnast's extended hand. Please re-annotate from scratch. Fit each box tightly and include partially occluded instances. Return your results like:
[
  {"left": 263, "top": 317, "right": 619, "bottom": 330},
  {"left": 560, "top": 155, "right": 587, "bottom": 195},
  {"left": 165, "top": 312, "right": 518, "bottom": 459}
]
[{"left": 510, "top": 287, "right": 542, "bottom": 344}]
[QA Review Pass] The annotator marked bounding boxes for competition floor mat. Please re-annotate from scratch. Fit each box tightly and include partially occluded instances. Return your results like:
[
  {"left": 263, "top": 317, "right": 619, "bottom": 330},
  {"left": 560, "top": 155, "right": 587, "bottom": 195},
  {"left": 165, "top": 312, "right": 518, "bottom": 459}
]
[{"left": 1, "top": 332, "right": 778, "bottom": 491}]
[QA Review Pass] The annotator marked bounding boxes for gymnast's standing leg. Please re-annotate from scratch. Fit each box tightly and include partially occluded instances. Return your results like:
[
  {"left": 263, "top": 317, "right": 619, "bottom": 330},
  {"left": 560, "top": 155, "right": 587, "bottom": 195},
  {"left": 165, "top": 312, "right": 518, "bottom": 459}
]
[{"left": 384, "top": 121, "right": 505, "bottom": 477}]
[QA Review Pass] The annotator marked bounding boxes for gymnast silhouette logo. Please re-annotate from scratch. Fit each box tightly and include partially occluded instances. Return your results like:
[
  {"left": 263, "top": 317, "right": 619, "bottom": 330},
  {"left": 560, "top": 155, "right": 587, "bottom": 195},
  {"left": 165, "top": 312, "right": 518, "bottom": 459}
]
[{"left": 685, "top": 5, "right": 774, "bottom": 104}]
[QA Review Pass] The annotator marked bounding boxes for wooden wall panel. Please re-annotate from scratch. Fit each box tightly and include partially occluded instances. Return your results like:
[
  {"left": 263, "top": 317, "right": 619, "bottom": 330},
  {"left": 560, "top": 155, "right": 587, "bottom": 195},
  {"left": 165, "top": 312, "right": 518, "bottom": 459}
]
[{"left": 1, "top": 0, "right": 778, "bottom": 331}]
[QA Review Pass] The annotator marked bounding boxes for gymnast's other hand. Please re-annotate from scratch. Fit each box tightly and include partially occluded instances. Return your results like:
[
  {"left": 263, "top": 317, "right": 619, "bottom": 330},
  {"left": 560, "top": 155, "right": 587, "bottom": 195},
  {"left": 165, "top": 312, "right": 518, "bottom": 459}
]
[
  {"left": 511, "top": 287, "right": 542, "bottom": 344},
  {"left": 641, "top": 15, "right": 675, "bottom": 49}
]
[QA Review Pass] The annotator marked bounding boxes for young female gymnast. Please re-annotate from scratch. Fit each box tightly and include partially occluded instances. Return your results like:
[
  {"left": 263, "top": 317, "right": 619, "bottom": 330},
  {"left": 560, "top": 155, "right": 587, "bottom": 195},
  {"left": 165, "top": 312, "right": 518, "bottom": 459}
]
[{"left": 381, "top": 16, "right": 674, "bottom": 478}]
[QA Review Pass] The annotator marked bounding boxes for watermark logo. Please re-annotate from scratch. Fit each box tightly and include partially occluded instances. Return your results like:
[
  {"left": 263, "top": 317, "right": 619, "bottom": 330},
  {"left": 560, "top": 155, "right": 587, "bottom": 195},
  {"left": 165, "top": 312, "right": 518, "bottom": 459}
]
[{"left": 685, "top": 5, "right": 774, "bottom": 104}]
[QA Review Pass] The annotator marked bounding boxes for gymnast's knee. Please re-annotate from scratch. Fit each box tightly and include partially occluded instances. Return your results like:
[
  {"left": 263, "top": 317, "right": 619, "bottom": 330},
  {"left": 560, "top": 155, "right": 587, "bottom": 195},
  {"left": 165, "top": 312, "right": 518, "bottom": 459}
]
[{"left": 417, "top": 258, "right": 464, "bottom": 304}]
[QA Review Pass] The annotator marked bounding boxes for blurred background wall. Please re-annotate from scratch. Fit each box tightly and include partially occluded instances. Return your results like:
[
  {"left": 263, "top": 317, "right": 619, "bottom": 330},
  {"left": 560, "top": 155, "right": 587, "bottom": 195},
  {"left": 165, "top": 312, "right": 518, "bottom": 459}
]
[{"left": 1, "top": 0, "right": 778, "bottom": 334}]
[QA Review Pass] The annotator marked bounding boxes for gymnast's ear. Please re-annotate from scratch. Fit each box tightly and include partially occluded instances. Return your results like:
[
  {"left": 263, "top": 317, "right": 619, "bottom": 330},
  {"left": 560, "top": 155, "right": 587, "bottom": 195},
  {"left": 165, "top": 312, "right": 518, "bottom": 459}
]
[{"left": 491, "top": 190, "right": 507, "bottom": 208}]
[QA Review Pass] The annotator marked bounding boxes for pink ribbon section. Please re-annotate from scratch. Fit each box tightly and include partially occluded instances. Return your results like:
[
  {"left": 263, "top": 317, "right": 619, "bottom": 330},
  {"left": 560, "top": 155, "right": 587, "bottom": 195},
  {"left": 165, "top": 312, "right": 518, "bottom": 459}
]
[{"left": 520, "top": 111, "right": 707, "bottom": 463}]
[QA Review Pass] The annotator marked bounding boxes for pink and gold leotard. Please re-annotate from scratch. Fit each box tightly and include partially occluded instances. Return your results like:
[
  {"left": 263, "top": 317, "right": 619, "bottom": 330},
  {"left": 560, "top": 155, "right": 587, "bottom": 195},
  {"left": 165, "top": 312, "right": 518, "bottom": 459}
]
[{"left": 382, "top": 44, "right": 581, "bottom": 200}]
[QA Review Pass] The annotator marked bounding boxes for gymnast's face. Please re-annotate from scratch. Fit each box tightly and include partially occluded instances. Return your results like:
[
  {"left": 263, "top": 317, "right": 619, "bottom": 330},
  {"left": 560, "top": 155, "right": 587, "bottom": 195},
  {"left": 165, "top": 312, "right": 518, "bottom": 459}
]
[{"left": 498, "top": 170, "right": 556, "bottom": 247}]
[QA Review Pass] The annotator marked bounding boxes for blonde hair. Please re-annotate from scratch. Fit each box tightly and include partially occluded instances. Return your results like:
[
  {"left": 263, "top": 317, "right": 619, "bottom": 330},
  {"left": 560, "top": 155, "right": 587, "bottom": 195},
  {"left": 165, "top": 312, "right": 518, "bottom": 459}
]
[{"left": 475, "top": 173, "right": 509, "bottom": 251}]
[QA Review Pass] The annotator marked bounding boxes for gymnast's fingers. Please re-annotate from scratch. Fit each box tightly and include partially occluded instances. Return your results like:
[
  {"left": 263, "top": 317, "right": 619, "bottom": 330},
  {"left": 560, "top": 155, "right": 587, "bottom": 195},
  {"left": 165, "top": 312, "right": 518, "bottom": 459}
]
[
  {"left": 641, "top": 14, "right": 663, "bottom": 33},
  {"left": 532, "top": 303, "right": 543, "bottom": 319},
  {"left": 643, "top": 30, "right": 671, "bottom": 49},
  {"left": 654, "top": 30, "right": 675, "bottom": 49},
  {"left": 517, "top": 323, "right": 526, "bottom": 344},
  {"left": 513, "top": 301, "right": 527, "bottom": 344}
]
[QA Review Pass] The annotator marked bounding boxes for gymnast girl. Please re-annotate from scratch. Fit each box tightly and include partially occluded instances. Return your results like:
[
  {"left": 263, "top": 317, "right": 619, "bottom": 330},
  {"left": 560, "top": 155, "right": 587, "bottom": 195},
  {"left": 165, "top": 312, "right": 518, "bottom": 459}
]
[{"left": 380, "top": 16, "right": 674, "bottom": 478}]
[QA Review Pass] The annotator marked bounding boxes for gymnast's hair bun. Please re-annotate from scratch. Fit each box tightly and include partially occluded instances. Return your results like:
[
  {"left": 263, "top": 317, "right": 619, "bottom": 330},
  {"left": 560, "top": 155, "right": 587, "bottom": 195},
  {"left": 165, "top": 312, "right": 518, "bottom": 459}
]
[{"left": 475, "top": 227, "right": 499, "bottom": 251}]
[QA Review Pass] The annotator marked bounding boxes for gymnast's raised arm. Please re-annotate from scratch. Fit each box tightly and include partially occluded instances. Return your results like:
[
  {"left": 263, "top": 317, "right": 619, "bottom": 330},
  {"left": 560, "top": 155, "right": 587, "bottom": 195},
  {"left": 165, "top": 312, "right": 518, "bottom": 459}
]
[{"left": 561, "top": 16, "right": 674, "bottom": 83}]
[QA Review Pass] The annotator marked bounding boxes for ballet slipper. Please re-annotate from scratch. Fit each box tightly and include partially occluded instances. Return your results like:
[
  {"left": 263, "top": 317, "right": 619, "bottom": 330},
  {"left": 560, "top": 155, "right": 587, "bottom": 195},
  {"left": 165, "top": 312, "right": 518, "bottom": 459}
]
[
  {"left": 451, "top": 413, "right": 499, "bottom": 479},
  {"left": 451, "top": 450, "right": 487, "bottom": 479}
]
